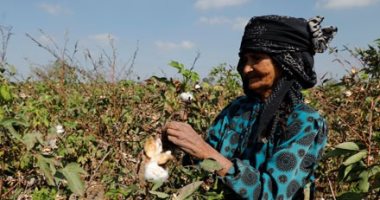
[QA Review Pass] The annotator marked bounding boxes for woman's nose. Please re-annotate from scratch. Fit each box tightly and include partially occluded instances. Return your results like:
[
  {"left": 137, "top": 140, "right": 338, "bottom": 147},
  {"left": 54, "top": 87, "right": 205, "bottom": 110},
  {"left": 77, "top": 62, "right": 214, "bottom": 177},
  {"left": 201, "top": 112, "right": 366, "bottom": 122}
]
[{"left": 243, "top": 63, "right": 255, "bottom": 74}]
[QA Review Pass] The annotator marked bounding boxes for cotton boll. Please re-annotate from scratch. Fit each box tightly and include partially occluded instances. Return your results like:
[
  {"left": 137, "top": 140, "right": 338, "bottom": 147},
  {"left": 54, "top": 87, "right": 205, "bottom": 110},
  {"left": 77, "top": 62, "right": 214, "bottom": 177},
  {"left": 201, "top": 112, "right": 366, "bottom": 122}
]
[
  {"left": 156, "top": 150, "right": 173, "bottom": 165},
  {"left": 56, "top": 125, "right": 64, "bottom": 134},
  {"left": 155, "top": 137, "right": 163, "bottom": 155},
  {"left": 344, "top": 90, "right": 353, "bottom": 97},
  {"left": 143, "top": 136, "right": 173, "bottom": 183},
  {"left": 144, "top": 161, "right": 169, "bottom": 182},
  {"left": 144, "top": 137, "right": 164, "bottom": 159},
  {"left": 179, "top": 92, "right": 194, "bottom": 102}
]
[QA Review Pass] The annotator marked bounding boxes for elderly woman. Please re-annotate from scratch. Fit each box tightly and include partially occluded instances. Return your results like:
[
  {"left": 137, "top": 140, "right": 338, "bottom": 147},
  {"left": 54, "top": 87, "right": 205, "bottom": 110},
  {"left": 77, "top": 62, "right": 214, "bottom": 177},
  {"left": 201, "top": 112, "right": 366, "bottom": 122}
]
[{"left": 164, "top": 15, "right": 337, "bottom": 199}]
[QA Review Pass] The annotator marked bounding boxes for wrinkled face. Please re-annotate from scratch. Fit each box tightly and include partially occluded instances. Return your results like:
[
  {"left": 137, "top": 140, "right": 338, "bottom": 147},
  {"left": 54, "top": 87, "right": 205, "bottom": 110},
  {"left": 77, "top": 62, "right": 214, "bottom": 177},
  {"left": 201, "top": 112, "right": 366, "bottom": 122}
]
[{"left": 238, "top": 52, "right": 282, "bottom": 99}]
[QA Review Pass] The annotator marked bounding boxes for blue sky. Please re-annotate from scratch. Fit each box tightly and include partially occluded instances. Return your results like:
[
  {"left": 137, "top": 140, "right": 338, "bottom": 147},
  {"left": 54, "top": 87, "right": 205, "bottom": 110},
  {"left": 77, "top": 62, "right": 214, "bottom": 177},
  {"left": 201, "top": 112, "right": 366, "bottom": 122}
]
[{"left": 1, "top": 0, "right": 380, "bottom": 81}]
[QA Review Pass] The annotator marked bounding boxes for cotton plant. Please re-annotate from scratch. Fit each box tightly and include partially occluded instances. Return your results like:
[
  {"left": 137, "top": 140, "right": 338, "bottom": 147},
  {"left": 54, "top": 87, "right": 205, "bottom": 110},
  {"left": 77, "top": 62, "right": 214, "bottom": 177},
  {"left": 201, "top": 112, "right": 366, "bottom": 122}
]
[{"left": 143, "top": 136, "right": 173, "bottom": 182}]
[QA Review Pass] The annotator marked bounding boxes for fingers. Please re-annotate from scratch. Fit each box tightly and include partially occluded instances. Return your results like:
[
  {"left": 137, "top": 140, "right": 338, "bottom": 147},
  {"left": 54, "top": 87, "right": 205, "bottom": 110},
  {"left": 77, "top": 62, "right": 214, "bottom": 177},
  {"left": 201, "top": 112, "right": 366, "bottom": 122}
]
[
  {"left": 163, "top": 121, "right": 190, "bottom": 138},
  {"left": 164, "top": 121, "right": 189, "bottom": 131},
  {"left": 167, "top": 135, "right": 195, "bottom": 154},
  {"left": 167, "top": 135, "right": 179, "bottom": 145},
  {"left": 165, "top": 126, "right": 183, "bottom": 137},
  {"left": 167, "top": 135, "right": 193, "bottom": 150}
]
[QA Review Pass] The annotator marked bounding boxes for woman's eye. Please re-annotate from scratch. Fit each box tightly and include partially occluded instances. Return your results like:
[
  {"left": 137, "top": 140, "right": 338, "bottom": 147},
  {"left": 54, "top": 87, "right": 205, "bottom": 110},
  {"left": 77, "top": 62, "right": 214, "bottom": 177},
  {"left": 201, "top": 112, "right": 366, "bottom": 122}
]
[
  {"left": 250, "top": 55, "right": 263, "bottom": 61},
  {"left": 240, "top": 57, "right": 247, "bottom": 63}
]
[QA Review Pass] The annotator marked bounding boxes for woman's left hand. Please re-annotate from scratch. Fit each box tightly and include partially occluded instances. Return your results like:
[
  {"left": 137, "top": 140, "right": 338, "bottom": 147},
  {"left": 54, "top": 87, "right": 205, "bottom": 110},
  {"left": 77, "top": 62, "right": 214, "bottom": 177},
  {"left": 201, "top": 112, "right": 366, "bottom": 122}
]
[{"left": 163, "top": 121, "right": 211, "bottom": 159}]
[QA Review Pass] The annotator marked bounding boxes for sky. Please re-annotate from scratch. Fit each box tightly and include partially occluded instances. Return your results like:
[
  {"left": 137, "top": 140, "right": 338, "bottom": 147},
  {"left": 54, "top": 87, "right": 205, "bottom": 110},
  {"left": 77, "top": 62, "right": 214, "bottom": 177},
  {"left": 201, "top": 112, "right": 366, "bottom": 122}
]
[{"left": 1, "top": 0, "right": 379, "bottom": 81}]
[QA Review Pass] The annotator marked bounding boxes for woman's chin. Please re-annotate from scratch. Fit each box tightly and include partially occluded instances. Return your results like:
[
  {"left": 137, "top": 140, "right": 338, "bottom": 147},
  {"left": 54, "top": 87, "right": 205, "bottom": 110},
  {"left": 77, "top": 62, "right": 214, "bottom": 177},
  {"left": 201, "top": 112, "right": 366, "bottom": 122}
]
[
  {"left": 247, "top": 83, "right": 271, "bottom": 96},
  {"left": 248, "top": 82, "right": 265, "bottom": 91}
]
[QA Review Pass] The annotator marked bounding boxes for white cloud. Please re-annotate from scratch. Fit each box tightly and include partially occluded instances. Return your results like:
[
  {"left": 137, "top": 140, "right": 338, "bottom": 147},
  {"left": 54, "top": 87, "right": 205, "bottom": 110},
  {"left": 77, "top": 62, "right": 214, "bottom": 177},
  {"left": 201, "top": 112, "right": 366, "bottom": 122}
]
[
  {"left": 195, "top": 0, "right": 248, "bottom": 10},
  {"left": 199, "top": 16, "right": 248, "bottom": 31},
  {"left": 316, "top": 0, "right": 379, "bottom": 9},
  {"left": 88, "top": 33, "right": 118, "bottom": 44},
  {"left": 155, "top": 40, "right": 195, "bottom": 51},
  {"left": 39, "top": 3, "right": 71, "bottom": 15},
  {"left": 199, "top": 16, "right": 231, "bottom": 25}
]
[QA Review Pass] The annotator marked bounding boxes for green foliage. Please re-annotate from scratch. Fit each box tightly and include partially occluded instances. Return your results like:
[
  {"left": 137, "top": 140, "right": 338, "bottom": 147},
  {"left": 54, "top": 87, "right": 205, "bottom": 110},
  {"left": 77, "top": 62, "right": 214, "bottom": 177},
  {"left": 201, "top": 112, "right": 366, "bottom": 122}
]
[
  {"left": 58, "top": 163, "right": 88, "bottom": 196},
  {"left": 0, "top": 84, "right": 12, "bottom": 103},
  {"left": 308, "top": 39, "right": 380, "bottom": 199},
  {"left": 169, "top": 60, "right": 200, "bottom": 91},
  {"left": 31, "top": 187, "right": 57, "bottom": 200},
  {"left": 207, "top": 63, "right": 242, "bottom": 99},
  {"left": 355, "top": 39, "right": 380, "bottom": 79}
]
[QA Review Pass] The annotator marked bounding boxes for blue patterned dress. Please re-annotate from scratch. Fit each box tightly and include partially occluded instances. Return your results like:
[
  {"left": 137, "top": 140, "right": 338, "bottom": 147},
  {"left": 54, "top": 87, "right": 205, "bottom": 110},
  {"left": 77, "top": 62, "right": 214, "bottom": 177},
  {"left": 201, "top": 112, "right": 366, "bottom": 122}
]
[{"left": 206, "top": 96, "right": 328, "bottom": 200}]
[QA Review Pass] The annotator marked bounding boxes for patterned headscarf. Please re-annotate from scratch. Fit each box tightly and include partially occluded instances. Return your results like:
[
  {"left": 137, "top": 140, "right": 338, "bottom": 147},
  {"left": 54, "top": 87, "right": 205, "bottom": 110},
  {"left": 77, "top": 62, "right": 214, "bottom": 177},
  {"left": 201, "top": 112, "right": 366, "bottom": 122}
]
[{"left": 237, "top": 15, "right": 337, "bottom": 142}]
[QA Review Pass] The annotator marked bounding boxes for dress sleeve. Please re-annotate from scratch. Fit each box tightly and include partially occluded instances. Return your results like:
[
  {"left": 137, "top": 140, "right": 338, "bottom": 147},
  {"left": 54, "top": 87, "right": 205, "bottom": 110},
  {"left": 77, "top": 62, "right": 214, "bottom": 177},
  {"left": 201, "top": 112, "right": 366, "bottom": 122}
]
[{"left": 221, "top": 109, "right": 328, "bottom": 200}]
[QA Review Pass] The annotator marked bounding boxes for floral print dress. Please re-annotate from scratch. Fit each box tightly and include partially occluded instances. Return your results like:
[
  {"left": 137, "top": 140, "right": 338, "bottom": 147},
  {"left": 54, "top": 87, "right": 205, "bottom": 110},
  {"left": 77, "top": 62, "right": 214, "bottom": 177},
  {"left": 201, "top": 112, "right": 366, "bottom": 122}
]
[{"left": 206, "top": 96, "right": 328, "bottom": 200}]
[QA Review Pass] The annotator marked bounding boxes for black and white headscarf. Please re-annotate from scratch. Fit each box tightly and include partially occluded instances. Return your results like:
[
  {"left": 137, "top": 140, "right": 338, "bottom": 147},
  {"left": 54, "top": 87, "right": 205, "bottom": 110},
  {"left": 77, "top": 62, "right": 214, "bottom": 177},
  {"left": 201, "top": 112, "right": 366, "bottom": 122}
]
[{"left": 237, "top": 15, "right": 337, "bottom": 142}]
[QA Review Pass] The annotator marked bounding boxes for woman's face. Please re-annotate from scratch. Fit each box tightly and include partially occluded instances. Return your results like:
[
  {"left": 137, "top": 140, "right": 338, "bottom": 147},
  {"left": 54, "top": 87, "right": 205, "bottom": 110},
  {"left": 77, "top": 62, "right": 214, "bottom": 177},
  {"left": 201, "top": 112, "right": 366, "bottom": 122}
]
[{"left": 239, "top": 52, "right": 282, "bottom": 99}]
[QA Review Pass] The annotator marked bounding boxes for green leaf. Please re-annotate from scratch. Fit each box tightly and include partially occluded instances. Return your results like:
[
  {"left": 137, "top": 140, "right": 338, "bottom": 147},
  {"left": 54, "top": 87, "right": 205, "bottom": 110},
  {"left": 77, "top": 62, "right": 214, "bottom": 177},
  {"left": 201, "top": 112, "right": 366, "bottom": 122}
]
[
  {"left": 176, "top": 181, "right": 203, "bottom": 200},
  {"left": 336, "top": 192, "right": 365, "bottom": 200},
  {"left": 344, "top": 161, "right": 367, "bottom": 182},
  {"left": 358, "top": 171, "right": 369, "bottom": 192},
  {"left": 20, "top": 153, "right": 32, "bottom": 169},
  {"left": 338, "top": 164, "right": 355, "bottom": 181},
  {"left": 199, "top": 159, "right": 223, "bottom": 172},
  {"left": 204, "top": 191, "right": 224, "bottom": 200},
  {"left": 0, "top": 118, "right": 28, "bottom": 142},
  {"left": 59, "top": 163, "right": 87, "bottom": 196},
  {"left": 0, "top": 107, "right": 4, "bottom": 120},
  {"left": 149, "top": 191, "right": 169, "bottom": 199},
  {"left": 106, "top": 185, "right": 138, "bottom": 198},
  {"left": 0, "top": 84, "right": 12, "bottom": 102},
  {"left": 368, "top": 165, "right": 380, "bottom": 177},
  {"left": 323, "top": 148, "right": 354, "bottom": 159},
  {"left": 169, "top": 61, "right": 184, "bottom": 71},
  {"left": 151, "top": 180, "right": 164, "bottom": 191},
  {"left": 22, "top": 131, "right": 43, "bottom": 151},
  {"left": 36, "top": 154, "right": 56, "bottom": 186},
  {"left": 343, "top": 151, "right": 367, "bottom": 166},
  {"left": 335, "top": 142, "right": 360, "bottom": 151}
]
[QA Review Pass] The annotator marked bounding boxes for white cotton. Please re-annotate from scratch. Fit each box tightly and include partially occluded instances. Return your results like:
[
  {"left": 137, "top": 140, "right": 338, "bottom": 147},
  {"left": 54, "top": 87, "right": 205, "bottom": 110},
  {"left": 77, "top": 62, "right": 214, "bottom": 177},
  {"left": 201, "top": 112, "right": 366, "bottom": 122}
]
[
  {"left": 155, "top": 137, "right": 163, "bottom": 155},
  {"left": 179, "top": 92, "right": 194, "bottom": 102},
  {"left": 144, "top": 161, "right": 169, "bottom": 182},
  {"left": 194, "top": 84, "right": 201, "bottom": 89},
  {"left": 344, "top": 90, "right": 353, "bottom": 97},
  {"left": 56, "top": 125, "right": 64, "bottom": 134}
]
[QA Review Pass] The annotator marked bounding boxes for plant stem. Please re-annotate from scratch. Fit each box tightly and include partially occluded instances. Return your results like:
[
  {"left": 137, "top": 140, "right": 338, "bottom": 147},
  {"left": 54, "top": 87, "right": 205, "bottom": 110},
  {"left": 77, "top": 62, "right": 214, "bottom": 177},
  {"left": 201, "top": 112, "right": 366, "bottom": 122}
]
[
  {"left": 89, "top": 148, "right": 112, "bottom": 184},
  {"left": 328, "top": 177, "right": 336, "bottom": 200},
  {"left": 367, "top": 99, "right": 374, "bottom": 166}
]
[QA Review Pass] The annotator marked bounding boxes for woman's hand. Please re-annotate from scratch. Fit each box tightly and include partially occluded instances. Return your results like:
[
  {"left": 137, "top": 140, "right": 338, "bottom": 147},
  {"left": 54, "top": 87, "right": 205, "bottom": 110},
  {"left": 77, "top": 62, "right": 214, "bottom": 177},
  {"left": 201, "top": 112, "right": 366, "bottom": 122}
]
[
  {"left": 163, "top": 121, "right": 211, "bottom": 159},
  {"left": 163, "top": 121, "right": 233, "bottom": 176}
]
